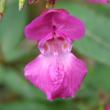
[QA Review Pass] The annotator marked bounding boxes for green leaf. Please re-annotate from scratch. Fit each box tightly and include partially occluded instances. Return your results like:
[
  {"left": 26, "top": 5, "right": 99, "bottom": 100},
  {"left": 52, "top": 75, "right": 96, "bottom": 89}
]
[
  {"left": 0, "top": 100, "right": 73, "bottom": 110},
  {"left": 0, "top": 0, "right": 34, "bottom": 62},
  {"left": 1, "top": 66, "right": 45, "bottom": 100},
  {"left": 57, "top": 2, "right": 110, "bottom": 65},
  {"left": 46, "top": 100, "right": 73, "bottom": 110},
  {"left": 88, "top": 5, "right": 110, "bottom": 18},
  {"left": 0, "top": 101, "right": 48, "bottom": 110},
  {"left": 85, "top": 63, "right": 110, "bottom": 92}
]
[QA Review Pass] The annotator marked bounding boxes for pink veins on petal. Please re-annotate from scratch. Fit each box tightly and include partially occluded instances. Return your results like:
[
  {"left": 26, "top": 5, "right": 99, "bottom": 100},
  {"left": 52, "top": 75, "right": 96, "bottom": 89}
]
[{"left": 24, "top": 9, "right": 87, "bottom": 100}]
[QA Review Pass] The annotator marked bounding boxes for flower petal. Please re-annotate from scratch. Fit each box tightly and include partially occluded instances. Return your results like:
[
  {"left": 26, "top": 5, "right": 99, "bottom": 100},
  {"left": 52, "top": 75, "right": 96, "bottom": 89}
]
[
  {"left": 25, "top": 9, "right": 85, "bottom": 43},
  {"left": 25, "top": 12, "right": 53, "bottom": 41},
  {"left": 53, "top": 10, "right": 85, "bottom": 41},
  {"left": 24, "top": 53, "right": 87, "bottom": 100}
]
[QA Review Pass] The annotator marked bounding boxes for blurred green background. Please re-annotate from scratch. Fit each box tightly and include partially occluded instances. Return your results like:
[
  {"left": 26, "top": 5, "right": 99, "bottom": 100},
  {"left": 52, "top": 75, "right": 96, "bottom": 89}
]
[{"left": 0, "top": 0, "right": 110, "bottom": 110}]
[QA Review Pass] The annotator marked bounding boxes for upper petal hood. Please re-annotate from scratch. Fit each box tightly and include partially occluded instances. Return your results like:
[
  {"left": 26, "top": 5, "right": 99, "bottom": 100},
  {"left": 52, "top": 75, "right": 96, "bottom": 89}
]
[
  {"left": 24, "top": 53, "right": 87, "bottom": 100},
  {"left": 25, "top": 9, "right": 85, "bottom": 43}
]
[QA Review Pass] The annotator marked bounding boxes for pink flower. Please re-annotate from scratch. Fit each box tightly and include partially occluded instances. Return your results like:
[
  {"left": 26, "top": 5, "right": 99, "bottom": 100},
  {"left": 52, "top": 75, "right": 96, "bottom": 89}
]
[
  {"left": 88, "top": 0, "right": 109, "bottom": 4},
  {"left": 24, "top": 9, "right": 87, "bottom": 100}
]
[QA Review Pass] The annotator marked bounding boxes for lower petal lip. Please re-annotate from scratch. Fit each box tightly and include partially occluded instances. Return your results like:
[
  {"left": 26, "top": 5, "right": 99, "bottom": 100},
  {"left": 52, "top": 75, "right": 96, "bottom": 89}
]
[{"left": 24, "top": 52, "right": 87, "bottom": 100}]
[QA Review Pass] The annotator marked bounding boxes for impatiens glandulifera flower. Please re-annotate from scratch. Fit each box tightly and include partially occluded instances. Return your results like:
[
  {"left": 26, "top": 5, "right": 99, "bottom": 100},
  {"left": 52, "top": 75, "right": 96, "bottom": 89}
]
[
  {"left": 24, "top": 9, "right": 87, "bottom": 100},
  {"left": 88, "top": 0, "right": 109, "bottom": 4}
]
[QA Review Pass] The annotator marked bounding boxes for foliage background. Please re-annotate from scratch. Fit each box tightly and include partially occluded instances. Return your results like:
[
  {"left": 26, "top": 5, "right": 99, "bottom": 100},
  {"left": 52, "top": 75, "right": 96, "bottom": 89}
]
[{"left": 0, "top": 0, "right": 110, "bottom": 110}]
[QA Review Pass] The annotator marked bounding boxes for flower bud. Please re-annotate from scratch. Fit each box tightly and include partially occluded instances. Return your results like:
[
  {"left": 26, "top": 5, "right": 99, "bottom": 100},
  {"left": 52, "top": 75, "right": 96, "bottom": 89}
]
[
  {"left": 0, "top": 0, "right": 6, "bottom": 20},
  {"left": 19, "top": 0, "right": 25, "bottom": 11}
]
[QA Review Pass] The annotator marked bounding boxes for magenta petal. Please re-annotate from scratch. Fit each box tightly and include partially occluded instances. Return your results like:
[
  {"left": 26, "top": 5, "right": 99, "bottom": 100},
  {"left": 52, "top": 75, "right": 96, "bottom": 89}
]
[
  {"left": 25, "top": 12, "right": 53, "bottom": 42},
  {"left": 25, "top": 10, "right": 61, "bottom": 42},
  {"left": 53, "top": 10, "right": 85, "bottom": 41},
  {"left": 24, "top": 53, "right": 87, "bottom": 100},
  {"left": 25, "top": 9, "right": 85, "bottom": 43}
]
